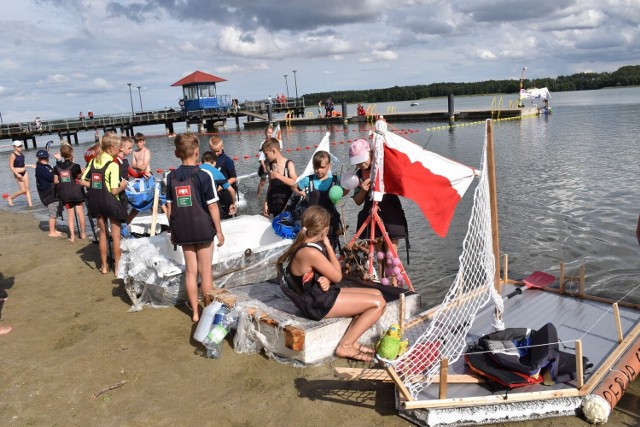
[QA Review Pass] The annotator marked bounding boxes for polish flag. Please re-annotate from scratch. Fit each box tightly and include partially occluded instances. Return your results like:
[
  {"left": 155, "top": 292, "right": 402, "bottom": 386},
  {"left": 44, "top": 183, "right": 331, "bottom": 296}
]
[{"left": 382, "top": 131, "right": 476, "bottom": 237}]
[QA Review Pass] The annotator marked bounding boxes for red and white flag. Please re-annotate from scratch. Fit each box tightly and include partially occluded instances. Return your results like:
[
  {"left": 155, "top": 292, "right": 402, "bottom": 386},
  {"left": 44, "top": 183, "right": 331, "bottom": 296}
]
[{"left": 382, "top": 130, "right": 476, "bottom": 237}]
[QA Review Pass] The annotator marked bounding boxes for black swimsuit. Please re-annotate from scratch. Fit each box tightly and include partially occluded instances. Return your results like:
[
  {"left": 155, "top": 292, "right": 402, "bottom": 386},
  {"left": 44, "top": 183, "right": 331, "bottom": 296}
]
[
  {"left": 13, "top": 152, "right": 26, "bottom": 176},
  {"left": 282, "top": 242, "right": 340, "bottom": 321}
]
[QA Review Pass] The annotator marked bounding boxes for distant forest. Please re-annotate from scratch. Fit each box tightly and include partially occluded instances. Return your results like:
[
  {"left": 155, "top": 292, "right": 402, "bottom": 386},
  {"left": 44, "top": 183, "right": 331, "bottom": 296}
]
[{"left": 303, "top": 65, "right": 640, "bottom": 104}]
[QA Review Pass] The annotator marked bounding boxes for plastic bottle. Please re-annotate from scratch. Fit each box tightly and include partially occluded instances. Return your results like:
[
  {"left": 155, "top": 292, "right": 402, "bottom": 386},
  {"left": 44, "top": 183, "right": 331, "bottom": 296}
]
[
  {"left": 203, "top": 307, "right": 238, "bottom": 346},
  {"left": 193, "top": 301, "right": 222, "bottom": 343},
  {"left": 205, "top": 340, "right": 223, "bottom": 359},
  {"left": 213, "top": 305, "right": 230, "bottom": 325}
]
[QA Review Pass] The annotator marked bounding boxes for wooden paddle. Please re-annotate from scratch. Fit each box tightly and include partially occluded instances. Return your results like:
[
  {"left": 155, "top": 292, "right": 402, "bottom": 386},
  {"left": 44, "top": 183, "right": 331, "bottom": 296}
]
[
  {"left": 505, "top": 271, "right": 555, "bottom": 299},
  {"left": 149, "top": 182, "right": 160, "bottom": 237}
]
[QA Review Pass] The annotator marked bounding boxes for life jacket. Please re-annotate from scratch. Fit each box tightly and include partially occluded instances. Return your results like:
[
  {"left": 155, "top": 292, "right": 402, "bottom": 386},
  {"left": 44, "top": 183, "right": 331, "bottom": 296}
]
[
  {"left": 85, "top": 159, "right": 127, "bottom": 221},
  {"left": 55, "top": 163, "right": 85, "bottom": 204},
  {"left": 303, "top": 175, "right": 342, "bottom": 246},
  {"left": 465, "top": 323, "right": 590, "bottom": 389},
  {"left": 266, "top": 159, "right": 292, "bottom": 216},
  {"left": 168, "top": 169, "right": 215, "bottom": 245},
  {"left": 36, "top": 164, "right": 57, "bottom": 206}
]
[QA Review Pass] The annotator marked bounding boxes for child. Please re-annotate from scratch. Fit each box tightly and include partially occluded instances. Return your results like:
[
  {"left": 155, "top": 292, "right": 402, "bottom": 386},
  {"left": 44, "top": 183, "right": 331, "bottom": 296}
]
[
  {"left": 257, "top": 124, "right": 274, "bottom": 196},
  {"left": 34, "top": 149, "right": 63, "bottom": 237},
  {"left": 7, "top": 140, "right": 34, "bottom": 207},
  {"left": 200, "top": 151, "right": 237, "bottom": 219},
  {"left": 54, "top": 144, "right": 86, "bottom": 242},
  {"left": 261, "top": 138, "right": 298, "bottom": 217},
  {"left": 209, "top": 135, "right": 238, "bottom": 190},
  {"left": 81, "top": 132, "right": 128, "bottom": 275},
  {"left": 276, "top": 206, "right": 385, "bottom": 362},
  {"left": 166, "top": 134, "right": 225, "bottom": 322},
  {"left": 296, "top": 150, "right": 347, "bottom": 248},
  {"left": 349, "top": 138, "right": 408, "bottom": 261},
  {"left": 131, "top": 132, "right": 151, "bottom": 177},
  {"left": 115, "top": 136, "right": 135, "bottom": 226}
]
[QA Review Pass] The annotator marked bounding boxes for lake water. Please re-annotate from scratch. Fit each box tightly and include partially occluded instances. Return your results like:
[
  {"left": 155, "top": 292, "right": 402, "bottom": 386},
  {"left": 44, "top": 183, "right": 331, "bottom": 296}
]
[{"left": 2, "top": 87, "right": 639, "bottom": 307}]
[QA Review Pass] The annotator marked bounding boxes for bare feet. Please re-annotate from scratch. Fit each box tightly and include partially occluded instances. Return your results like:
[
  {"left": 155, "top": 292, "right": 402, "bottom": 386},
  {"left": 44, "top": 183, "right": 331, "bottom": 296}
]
[
  {"left": 80, "top": 233, "right": 86, "bottom": 240},
  {"left": 48, "top": 231, "right": 63, "bottom": 238},
  {"left": 7, "top": 196, "right": 13, "bottom": 207},
  {"left": 336, "top": 344, "right": 373, "bottom": 362},
  {"left": 356, "top": 344, "right": 376, "bottom": 354},
  {"left": 0, "top": 325, "right": 13, "bottom": 335},
  {"left": 68, "top": 237, "right": 76, "bottom": 243},
  {"left": 99, "top": 266, "right": 109, "bottom": 274}
]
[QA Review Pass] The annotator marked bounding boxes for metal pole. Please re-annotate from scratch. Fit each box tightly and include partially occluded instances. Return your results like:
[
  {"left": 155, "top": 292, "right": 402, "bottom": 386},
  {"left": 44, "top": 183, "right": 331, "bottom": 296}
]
[
  {"left": 127, "top": 83, "right": 134, "bottom": 115},
  {"left": 292, "top": 70, "right": 298, "bottom": 107},
  {"left": 137, "top": 86, "right": 143, "bottom": 112},
  {"left": 283, "top": 74, "right": 289, "bottom": 100}
]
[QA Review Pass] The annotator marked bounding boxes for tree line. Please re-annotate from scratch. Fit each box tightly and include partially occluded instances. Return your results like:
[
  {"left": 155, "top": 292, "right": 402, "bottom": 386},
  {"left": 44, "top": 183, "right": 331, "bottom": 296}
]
[{"left": 303, "top": 65, "right": 640, "bottom": 104}]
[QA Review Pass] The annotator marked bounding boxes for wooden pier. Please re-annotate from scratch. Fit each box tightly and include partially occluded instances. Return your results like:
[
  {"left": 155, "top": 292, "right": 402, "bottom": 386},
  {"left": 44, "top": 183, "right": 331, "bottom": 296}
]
[
  {"left": 243, "top": 106, "right": 540, "bottom": 129},
  {"left": 0, "top": 97, "right": 306, "bottom": 149}
]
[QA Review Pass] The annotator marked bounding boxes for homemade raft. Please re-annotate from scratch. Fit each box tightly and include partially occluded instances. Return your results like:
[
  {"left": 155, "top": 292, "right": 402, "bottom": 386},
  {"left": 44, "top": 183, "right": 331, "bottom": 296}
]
[
  {"left": 207, "top": 279, "right": 422, "bottom": 365},
  {"left": 120, "top": 215, "right": 291, "bottom": 311},
  {"left": 335, "top": 119, "right": 640, "bottom": 426}
]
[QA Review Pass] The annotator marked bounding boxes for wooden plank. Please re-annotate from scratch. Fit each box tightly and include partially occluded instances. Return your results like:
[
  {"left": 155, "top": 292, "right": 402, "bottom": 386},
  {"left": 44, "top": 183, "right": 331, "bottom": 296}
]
[
  {"left": 386, "top": 367, "right": 415, "bottom": 402},
  {"left": 333, "top": 368, "right": 485, "bottom": 384},
  {"left": 438, "top": 359, "right": 449, "bottom": 399}
]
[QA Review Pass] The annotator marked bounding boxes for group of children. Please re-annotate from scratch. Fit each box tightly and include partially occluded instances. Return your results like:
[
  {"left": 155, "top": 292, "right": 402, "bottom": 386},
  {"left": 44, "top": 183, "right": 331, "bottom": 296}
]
[
  {"left": 7, "top": 127, "right": 409, "bottom": 361},
  {"left": 6, "top": 133, "right": 156, "bottom": 270}
]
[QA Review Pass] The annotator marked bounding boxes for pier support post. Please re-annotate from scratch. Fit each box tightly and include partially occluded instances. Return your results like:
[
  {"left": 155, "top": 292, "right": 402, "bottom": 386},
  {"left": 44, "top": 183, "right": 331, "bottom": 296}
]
[
  {"left": 267, "top": 104, "right": 273, "bottom": 122},
  {"left": 448, "top": 94, "right": 455, "bottom": 125}
]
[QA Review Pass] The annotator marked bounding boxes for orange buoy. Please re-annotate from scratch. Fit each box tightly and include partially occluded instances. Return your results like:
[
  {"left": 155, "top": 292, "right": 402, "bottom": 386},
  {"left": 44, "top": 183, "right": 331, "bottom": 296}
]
[{"left": 2, "top": 193, "right": 8, "bottom": 199}]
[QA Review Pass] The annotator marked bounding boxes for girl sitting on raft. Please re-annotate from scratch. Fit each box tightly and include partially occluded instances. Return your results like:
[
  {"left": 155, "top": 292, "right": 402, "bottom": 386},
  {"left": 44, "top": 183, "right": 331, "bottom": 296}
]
[{"left": 276, "top": 205, "right": 386, "bottom": 362}]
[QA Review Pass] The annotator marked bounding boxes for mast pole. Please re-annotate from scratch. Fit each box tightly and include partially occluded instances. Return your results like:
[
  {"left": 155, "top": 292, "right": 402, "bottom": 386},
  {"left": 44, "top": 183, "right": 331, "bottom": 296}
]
[{"left": 485, "top": 119, "right": 502, "bottom": 292}]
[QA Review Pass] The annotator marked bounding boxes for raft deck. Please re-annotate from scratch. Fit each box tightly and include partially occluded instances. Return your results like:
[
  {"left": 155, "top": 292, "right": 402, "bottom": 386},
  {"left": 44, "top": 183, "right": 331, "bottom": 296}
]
[{"left": 396, "top": 282, "right": 640, "bottom": 426}]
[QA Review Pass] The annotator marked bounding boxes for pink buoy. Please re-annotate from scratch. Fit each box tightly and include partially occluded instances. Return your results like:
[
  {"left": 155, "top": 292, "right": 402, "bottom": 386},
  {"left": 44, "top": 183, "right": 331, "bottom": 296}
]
[
  {"left": 395, "top": 273, "right": 404, "bottom": 282},
  {"left": 381, "top": 278, "right": 390, "bottom": 286},
  {"left": 376, "top": 251, "right": 385, "bottom": 260},
  {"left": 392, "top": 257, "right": 402, "bottom": 266},
  {"left": 393, "top": 266, "right": 401, "bottom": 275}
]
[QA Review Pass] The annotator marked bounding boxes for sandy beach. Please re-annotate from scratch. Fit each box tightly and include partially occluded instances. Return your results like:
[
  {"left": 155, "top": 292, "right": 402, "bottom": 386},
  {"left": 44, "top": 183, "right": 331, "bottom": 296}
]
[{"left": 0, "top": 209, "right": 638, "bottom": 426}]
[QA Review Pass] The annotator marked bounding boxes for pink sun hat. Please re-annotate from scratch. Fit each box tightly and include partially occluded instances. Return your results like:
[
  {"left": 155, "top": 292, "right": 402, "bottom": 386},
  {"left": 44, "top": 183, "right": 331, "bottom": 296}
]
[{"left": 349, "top": 138, "right": 371, "bottom": 165}]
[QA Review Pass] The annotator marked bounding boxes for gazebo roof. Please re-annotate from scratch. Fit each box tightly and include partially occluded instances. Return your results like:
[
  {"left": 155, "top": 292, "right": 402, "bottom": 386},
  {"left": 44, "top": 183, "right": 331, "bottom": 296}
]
[{"left": 171, "top": 71, "right": 227, "bottom": 86}]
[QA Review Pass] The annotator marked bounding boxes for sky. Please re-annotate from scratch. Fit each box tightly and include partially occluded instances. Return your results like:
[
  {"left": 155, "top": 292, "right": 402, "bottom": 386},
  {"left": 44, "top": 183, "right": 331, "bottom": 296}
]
[{"left": 1, "top": 0, "right": 638, "bottom": 123}]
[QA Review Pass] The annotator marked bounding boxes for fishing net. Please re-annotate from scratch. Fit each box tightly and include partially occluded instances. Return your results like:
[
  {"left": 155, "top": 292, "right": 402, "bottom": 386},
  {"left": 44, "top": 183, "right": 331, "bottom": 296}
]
[{"left": 382, "top": 120, "right": 504, "bottom": 399}]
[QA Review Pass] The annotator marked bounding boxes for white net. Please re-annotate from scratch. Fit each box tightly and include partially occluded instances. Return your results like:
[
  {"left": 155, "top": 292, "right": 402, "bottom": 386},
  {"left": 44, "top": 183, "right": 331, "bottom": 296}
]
[{"left": 383, "top": 120, "right": 504, "bottom": 399}]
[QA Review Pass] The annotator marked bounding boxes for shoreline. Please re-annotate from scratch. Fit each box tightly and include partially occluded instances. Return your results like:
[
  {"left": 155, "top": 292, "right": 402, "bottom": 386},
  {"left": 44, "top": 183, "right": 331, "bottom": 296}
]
[{"left": 0, "top": 209, "right": 637, "bottom": 426}]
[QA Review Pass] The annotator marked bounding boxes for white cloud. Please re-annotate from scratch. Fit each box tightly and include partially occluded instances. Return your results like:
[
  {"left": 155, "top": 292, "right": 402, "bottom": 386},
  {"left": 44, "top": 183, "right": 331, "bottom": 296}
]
[{"left": 0, "top": 0, "right": 636, "bottom": 121}]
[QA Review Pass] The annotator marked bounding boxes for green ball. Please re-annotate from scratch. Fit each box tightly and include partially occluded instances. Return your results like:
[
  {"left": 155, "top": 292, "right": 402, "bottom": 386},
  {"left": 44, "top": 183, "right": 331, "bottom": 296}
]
[{"left": 328, "top": 185, "right": 343, "bottom": 204}]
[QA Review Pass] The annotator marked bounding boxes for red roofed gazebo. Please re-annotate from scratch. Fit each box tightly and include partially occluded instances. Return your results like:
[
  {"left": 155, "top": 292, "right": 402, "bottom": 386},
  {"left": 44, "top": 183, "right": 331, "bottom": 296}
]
[{"left": 171, "top": 70, "right": 231, "bottom": 113}]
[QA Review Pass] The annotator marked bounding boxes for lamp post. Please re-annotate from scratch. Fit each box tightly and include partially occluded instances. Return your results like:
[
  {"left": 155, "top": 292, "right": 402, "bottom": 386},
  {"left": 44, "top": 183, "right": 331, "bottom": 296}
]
[
  {"left": 283, "top": 74, "right": 289, "bottom": 102},
  {"left": 127, "top": 83, "right": 134, "bottom": 115},
  {"left": 136, "top": 86, "right": 144, "bottom": 112},
  {"left": 292, "top": 70, "right": 298, "bottom": 106}
]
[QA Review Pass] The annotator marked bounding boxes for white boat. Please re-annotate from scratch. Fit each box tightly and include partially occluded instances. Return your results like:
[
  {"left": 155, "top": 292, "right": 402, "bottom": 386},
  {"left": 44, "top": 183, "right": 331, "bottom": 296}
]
[
  {"left": 410, "top": 102, "right": 420, "bottom": 106},
  {"left": 119, "top": 215, "right": 291, "bottom": 311}
]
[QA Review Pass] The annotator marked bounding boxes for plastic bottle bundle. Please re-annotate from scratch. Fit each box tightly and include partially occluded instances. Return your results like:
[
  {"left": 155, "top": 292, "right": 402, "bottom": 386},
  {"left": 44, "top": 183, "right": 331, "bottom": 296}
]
[{"left": 203, "top": 306, "right": 239, "bottom": 359}]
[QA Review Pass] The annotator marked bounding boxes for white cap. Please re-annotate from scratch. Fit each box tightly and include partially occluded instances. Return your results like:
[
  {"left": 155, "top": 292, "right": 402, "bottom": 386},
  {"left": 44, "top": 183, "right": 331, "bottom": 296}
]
[{"left": 12, "top": 140, "right": 23, "bottom": 147}]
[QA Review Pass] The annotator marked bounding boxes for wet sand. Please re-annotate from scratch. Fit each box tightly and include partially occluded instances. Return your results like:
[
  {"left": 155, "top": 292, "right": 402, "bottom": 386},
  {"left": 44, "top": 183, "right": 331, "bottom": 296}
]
[{"left": 0, "top": 210, "right": 637, "bottom": 426}]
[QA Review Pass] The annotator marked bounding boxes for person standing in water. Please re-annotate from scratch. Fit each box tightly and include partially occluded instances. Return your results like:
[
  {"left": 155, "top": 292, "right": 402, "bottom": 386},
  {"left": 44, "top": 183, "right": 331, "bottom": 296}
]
[{"left": 7, "top": 140, "right": 34, "bottom": 207}]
